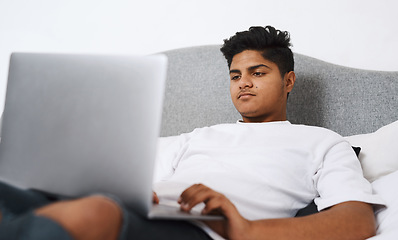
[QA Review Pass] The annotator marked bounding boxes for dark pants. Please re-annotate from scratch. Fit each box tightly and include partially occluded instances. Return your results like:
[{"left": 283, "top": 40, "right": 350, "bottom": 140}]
[{"left": 0, "top": 181, "right": 212, "bottom": 240}]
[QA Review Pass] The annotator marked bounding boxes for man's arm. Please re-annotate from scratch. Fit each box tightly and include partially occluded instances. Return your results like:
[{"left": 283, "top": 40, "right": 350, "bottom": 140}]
[{"left": 179, "top": 184, "right": 376, "bottom": 240}]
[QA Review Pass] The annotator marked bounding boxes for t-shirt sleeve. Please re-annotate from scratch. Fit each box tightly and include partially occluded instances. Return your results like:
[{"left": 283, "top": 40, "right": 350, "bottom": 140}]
[
  {"left": 153, "top": 134, "right": 189, "bottom": 183},
  {"left": 313, "top": 140, "right": 385, "bottom": 211}
]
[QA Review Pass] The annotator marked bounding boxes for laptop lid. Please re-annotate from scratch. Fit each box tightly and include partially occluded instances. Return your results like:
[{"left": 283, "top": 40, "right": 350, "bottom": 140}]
[{"left": 0, "top": 53, "right": 167, "bottom": 216}]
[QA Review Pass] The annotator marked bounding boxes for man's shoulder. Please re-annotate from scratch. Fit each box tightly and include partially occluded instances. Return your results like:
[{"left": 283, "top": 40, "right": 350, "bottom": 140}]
[
  {"left": 289, "top": 123, "right": 342, "bottom": 135},
  {"left": 291, "top": 124, "right": 343, "bottom": 139}
]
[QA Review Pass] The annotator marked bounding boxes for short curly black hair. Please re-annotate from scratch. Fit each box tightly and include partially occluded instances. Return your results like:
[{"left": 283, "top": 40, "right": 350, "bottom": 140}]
[{"left": 220, "top": 26, "right": 294, "bottom": 76}]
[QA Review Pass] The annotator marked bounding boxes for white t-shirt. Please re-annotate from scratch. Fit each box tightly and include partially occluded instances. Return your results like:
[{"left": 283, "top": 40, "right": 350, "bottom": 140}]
[{"left": 153, "top": 121, "right": 384, "bottom": 238}]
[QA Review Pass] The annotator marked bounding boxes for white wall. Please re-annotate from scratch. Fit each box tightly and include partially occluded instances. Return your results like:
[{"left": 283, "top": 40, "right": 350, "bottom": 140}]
[{"left": 0, "top": 0, "right": 397, "bottom": 110}]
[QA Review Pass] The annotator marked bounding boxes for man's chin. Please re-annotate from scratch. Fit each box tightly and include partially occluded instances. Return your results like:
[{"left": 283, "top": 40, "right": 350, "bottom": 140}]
[
  {"left": 237, "top": 108, "right": 259, "bottom": 116},
  {"left": 239, "top": 111, "right": 261, "bottom": 120}
]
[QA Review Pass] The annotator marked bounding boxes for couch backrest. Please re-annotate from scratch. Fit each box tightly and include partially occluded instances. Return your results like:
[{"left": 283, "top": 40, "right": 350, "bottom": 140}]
[{"left": 160, "top": 45, "right": 398, "bottom": 137}]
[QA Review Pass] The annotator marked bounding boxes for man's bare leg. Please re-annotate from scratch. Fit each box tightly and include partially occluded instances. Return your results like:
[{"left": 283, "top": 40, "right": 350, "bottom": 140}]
[{"left": 35, "top": 196, "right": 122, "bottom": 240}]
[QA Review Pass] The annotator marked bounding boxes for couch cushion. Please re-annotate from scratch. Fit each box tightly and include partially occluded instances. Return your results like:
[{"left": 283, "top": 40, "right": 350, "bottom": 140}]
[
  {"left": 345, "top": 120, "right": 398, "bottom": 182},
  {"left": 289, "top": 54, "right": 398, "bottom": 136}
]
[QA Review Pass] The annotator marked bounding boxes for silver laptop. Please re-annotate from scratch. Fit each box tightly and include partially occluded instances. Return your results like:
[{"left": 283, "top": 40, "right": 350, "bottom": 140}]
[{"left": 0, "top": 53, "right": 222, "bottom": 220}]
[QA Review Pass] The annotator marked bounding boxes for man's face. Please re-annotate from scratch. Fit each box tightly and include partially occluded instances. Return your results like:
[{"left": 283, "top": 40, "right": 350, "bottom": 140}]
[{"left": 229, "top": 50, "right": 295, "bottom": 123}]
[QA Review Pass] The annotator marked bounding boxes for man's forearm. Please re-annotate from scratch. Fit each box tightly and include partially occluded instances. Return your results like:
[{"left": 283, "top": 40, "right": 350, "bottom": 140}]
[{"left": 246, "top": 201, "right": 376, "bottom": 240}]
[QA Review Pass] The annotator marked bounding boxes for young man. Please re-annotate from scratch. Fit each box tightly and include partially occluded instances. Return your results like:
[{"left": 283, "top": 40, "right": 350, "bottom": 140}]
[{"left": 0, "top": 26, "right": 384, "bottom": 240}]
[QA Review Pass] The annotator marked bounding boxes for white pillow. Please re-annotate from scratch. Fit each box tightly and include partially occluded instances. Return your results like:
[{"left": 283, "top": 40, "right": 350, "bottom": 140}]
[
  {"left": 345, "top": 120, "right": 398, "bottom": 182},
  {"left": 367, "top": 170, "right": 398, "bottom": 239}
]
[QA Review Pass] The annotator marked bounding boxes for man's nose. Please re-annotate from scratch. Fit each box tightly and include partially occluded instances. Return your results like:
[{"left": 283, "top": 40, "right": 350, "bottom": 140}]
[{"left": 239, "top": 75, "right": 253, "bottom": 89}]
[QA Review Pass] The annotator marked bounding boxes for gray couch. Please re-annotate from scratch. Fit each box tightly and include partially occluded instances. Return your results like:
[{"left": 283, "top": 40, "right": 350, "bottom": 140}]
[{"left": 159, "top": 45, "right": 398, "bottom": 137}]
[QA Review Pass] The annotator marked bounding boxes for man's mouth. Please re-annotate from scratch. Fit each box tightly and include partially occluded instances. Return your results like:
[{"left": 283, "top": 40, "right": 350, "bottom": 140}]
[{"left": 238, "top": 91, "right": 255, "bottom": 99}]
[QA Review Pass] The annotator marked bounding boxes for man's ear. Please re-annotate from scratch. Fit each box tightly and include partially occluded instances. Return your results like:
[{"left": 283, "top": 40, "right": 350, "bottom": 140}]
[{"left": 285, "top": 71, "right": 296, "bottom": 93}]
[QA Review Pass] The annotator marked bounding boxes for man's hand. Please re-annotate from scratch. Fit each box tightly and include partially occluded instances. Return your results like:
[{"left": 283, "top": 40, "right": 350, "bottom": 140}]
[
  {"left": 178, "top": 184, "right": 252, "bottom": 240},
  {"left": 153, "top": 192, "right": 159, "bottom": 204}
]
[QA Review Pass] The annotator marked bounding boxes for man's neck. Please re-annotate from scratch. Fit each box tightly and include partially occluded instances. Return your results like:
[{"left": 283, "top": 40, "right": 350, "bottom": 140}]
[{"left": 241, "top": 115, "right": 287, "bottom": 123}]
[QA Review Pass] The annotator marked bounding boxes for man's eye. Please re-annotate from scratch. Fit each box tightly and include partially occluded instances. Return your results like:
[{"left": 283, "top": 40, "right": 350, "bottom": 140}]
[
  {"left": 231, "top": 75, "right": 241, "bottom": 80},
  {"left": 253, "top": 72, "right": 264, "bottom": 77}
]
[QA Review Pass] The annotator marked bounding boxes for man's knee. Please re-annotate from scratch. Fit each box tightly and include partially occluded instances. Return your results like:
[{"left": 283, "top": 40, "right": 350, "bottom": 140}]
[
  {"left": 71, "top": 195, "right": 122, "bottom": 223},
  {"left": 35, "top": 195, "right": 123, "bottom": 240}
]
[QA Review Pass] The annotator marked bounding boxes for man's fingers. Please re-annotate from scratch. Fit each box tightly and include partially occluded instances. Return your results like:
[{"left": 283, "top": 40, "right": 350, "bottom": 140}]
[
  {"left": 153, "top": 192, "right": 159, "bottom": 204},
  {"left": 201, "top": 196, "right": 224, "bottom": 215},
  {"left": 179, "top": 184, "right": 231, "bottom": 218},
  {"left": 179, "top": 184, "right": 218, "bottom": 212},
  {"left": 202, "top": 194, "right": 231, "bottom": 214}
]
